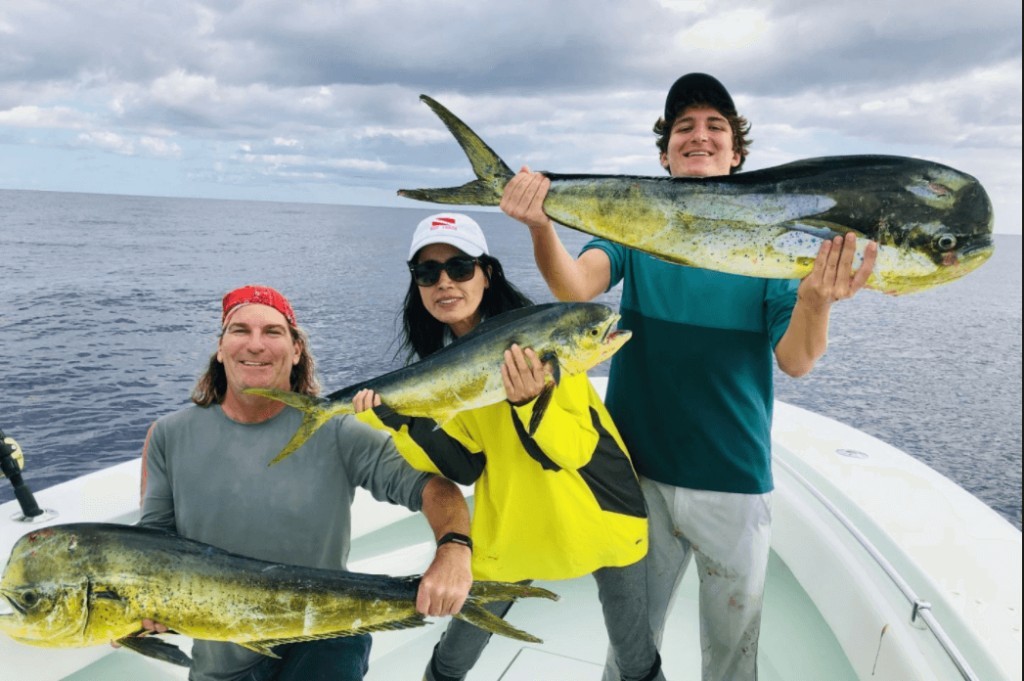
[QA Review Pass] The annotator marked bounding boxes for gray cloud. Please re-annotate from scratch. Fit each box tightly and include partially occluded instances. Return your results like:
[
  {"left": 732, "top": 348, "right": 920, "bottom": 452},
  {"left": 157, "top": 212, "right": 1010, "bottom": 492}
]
[{"left": 0, "top": 0, "right": 1019, "bottom": 230}]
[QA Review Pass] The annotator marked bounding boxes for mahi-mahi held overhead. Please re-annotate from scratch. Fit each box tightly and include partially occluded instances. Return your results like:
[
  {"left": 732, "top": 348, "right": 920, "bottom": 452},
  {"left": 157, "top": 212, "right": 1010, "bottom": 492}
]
[
  {"left": 248, "top": 302, "right": 630, "bottom": 465},
  {"left": 0, "top": 523, "right": 558, "bottom": 667},
  {"left": 398, "top": 95, "right": 994, "bottom": 295}
]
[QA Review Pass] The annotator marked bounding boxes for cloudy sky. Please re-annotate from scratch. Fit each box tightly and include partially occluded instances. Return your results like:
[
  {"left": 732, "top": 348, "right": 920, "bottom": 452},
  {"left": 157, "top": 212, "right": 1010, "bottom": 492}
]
[{"left": 2, "top": 0, "right": 1021, "bottom": 233}]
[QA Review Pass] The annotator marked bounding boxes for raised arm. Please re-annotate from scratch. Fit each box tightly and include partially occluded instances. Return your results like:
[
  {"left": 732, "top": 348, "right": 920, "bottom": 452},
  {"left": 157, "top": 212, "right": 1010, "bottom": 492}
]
[
  {"left": 775, "top": 232, "right": 877, "bottom": 377},
  {"left": 501, "top": 167, "right": 611, "bottom": 301}
]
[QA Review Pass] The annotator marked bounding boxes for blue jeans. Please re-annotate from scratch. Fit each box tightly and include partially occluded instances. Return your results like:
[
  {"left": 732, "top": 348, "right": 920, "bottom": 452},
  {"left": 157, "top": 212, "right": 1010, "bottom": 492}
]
[{"left": 242, "top": 634, "right": 372, "bottom": 681}]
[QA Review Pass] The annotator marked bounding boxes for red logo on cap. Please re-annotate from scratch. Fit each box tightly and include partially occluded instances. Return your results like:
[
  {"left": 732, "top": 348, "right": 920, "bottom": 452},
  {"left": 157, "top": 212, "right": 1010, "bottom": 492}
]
[{"left": 431, "top": 216, "right": 458, "bottom": 231}]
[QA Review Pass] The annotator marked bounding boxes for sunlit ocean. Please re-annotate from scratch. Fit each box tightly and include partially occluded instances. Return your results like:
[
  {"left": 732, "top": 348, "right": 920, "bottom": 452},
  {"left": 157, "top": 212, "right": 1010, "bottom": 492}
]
[{"left": 0, "top": 188, "right": 1020, "bottom": 530}]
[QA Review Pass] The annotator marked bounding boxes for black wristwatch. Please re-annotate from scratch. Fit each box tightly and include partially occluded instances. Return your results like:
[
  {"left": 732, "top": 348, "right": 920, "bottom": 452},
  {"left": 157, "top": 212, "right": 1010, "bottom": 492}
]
[{"left": 437, "top": 532, "right": 473, "bottom": 552}]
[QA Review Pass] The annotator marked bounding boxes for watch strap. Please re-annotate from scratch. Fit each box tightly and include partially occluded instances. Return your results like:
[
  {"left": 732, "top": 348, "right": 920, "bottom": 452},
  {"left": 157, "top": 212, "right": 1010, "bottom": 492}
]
[{"left": 436, "top": 531, "right": 473, "bottom": 551}]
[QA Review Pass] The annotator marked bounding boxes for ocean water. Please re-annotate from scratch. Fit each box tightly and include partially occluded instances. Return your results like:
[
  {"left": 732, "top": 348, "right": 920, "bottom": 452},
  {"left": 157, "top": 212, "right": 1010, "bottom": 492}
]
[{"left": 0, "top": 188, "right": 1020, "bottom": 530}]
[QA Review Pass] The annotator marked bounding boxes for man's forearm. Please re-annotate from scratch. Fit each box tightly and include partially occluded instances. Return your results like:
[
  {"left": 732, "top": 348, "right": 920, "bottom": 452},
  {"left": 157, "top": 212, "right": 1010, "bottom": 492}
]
[
  {"left": 528, "top": 222, "right": 610, "bottom": 301},
  {"left": 420, "top": 476, "right": 471, "bottom": 539}
]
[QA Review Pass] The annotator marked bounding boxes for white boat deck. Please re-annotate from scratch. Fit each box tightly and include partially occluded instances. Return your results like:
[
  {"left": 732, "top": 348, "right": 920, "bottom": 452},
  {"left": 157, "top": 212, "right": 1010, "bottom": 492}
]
[{"left": 2, "top": 382, "right": 1020, "bottom": 681}]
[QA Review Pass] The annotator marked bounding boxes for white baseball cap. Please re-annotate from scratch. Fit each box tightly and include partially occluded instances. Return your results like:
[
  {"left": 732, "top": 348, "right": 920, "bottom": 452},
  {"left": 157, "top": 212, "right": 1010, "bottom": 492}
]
[{"left": 408, "top": 213, "right": 489, "bottom": 261}]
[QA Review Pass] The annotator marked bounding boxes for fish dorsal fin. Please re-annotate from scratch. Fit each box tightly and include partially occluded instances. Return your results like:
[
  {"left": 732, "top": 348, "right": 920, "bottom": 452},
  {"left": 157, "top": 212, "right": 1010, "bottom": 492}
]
[
  {"left": 721, "top": 155, "right": 926, "bottom": 185},
  {"left": 447, "top": 303, "right": 565, "bottom": 346},
  {"left": 240, "top": 615, "right": 430, "bottom": 657}
]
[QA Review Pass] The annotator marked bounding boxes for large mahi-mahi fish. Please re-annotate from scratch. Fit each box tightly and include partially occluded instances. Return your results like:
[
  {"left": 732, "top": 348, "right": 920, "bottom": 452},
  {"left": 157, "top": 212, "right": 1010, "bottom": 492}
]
[
  {"left": 0, "top": 523, "right": 557, "bottom": 666},
  {"left": 249, "top": 302, "right": 629, "bottom": 465},
  {"left": 398, "top": 95, "right": 994, "bottom": 295}
]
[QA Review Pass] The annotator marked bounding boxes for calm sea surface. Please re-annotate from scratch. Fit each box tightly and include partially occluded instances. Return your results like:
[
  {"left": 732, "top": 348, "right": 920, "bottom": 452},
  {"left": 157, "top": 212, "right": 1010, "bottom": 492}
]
[{"left": 0, "top": 188, "right": 1020, "bottom": 530}]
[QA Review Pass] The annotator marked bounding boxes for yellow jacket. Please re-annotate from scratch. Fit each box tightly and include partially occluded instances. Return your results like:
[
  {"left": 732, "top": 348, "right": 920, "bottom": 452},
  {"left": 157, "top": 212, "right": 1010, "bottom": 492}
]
[{"left": 359, "top": 372, "right": 648, "bottom": 582}]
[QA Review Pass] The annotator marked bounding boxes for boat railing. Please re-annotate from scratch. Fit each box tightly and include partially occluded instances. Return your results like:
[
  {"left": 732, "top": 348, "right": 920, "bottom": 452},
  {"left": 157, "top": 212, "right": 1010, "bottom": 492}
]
[{"left": 773, "top": 455, "right": 980, "bottom": 681}]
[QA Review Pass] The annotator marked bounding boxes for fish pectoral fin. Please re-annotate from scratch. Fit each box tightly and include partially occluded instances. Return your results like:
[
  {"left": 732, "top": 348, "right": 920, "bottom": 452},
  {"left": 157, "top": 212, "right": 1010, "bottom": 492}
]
[
  {"left": 115, "top": 635, "right": 192, "bottom": 667},
  {"left": 778, "top": 220, "right": 858, "bottom": 241},
  {"left": 242, "top": 616, "right": 430, "bottom": 656},
  {"left": 528, "top": 382, "right": 555, "bottom": 436},
  {"left": 539, "top": 351, "right": 561, "bottom": 385},
  {"left": 91, "top": 587, "right": 123, "bottom": 601},
  {"left": 455, "top": 603, "right": 543, "bottom": 643}
]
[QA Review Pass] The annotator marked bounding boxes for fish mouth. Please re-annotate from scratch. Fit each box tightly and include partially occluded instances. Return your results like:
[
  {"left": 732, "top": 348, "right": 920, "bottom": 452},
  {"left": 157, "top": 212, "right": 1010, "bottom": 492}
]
[
  {"left": 959, "top": 240, "right": 995, "bottom": 260},
  {"left": 0, "top": 589, "right": 20, "bottom": 616},
  {"left": 599, "top": 314, "right": 632, "bottom": 348},
  {"left": 944, "top": 241, "right": 995, "bottom": 271},
  {"left": 605, "top": 329, "right": 632, "bottom": 344},
  {"left": 599, "top": 314, "right": 622, "bottom": 343}
]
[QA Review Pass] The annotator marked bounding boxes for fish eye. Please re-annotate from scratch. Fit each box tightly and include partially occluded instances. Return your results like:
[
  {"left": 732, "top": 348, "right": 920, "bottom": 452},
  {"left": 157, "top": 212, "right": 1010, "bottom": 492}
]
[{"left": 936, "top": 234, "right": 958, "bottom": 251}]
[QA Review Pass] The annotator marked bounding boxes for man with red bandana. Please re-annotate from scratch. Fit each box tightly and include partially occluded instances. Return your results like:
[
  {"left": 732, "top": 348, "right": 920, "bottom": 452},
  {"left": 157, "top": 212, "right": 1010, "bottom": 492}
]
[
  {"left": 500, "top": 74, "right": 877, "bottom": 680},
  {"left": 138, "top": 284, "right": 473, "bottom": 681}
]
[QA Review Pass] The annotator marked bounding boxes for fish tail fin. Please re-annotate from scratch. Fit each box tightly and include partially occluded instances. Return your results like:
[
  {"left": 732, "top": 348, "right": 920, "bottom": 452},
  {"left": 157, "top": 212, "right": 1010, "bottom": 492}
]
[
  {"left": 469, "top": 580, "right": 559, "bottom": 604},
  {"left": 458, "top": 581, "right": 558, "bottom": 640},
  {"left": 460, "top": 577, "right": 561, "bottom": 639},
  {"left": 244, "top": 389, "right": 350, "bottom": 466},
  {"left": 397, "top": 95, "right": 514, "bottom": 206},
  {"left": 454, "top": 602, "right": 543, "bottom": 643}
]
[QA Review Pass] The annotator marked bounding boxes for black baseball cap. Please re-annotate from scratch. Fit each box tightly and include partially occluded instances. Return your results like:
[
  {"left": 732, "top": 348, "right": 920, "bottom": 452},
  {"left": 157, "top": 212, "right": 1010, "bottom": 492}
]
[{"left": 663, "top": 73, "right": 737, "bottom": 123}]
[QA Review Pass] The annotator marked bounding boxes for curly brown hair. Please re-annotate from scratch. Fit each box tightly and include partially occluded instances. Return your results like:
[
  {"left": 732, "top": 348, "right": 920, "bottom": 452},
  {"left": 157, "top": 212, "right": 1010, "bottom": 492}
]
[{"left": 653, "top": 105, "right": 752, "bottom": 174}]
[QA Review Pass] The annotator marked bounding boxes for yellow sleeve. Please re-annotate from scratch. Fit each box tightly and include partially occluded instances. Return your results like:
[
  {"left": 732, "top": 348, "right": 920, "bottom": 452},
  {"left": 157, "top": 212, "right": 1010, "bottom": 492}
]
[{"left": 356, "top": 408, "right": 484, "bottom": 485}]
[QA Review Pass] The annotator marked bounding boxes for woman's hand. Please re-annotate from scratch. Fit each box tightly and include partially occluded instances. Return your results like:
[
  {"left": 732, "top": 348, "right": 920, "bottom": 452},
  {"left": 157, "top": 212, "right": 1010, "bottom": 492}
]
[
  {"left": 502, "top": 344, "right": 547, "bottom": 406},
  {"left": 353, "top": 388, "right": 382, "bottom": 413}
]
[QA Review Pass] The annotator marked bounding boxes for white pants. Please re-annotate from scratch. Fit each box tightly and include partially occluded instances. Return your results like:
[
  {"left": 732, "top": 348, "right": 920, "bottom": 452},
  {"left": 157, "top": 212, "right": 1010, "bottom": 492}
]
[{"left": 605, "top": 477, "right": 772, "bottom": 681}]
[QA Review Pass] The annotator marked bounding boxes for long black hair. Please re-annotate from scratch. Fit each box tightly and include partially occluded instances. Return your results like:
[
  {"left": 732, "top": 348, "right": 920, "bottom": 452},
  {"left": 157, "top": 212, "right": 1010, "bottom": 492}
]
[{"left": 400, "top": 253, "right": 533, "bottom": 362}]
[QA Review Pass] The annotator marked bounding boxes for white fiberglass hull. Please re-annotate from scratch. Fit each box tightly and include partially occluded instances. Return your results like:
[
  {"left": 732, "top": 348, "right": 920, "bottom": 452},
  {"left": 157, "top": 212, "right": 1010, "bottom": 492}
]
[{"left": 1, "top": 378, "right": 1019, "bottom": 681}]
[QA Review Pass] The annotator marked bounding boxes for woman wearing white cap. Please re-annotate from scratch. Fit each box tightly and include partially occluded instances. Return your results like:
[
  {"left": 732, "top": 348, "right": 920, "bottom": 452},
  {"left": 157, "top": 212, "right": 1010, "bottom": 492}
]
[{"left": 354, "top": 213, "right": 665, "bottom": 681}]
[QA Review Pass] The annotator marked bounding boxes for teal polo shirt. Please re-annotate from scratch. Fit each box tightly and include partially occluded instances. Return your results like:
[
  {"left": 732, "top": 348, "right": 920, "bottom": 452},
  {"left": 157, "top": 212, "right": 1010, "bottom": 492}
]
[{"left": 584, "top": 239, "right": 798, "bottom": 494}]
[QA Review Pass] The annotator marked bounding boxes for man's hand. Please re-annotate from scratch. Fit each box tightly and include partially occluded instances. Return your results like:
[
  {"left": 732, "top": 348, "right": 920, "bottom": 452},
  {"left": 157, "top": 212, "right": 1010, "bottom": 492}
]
[
  {"left": 502, "top": 345, "right": 547, "bottom": 406},
  {"left": 798, "top": 232, "right": 877, "bottom": 309},
  {"left": 500, "top": 166, "right": 552, "bottom": 231},
  {"left": 416, "top": 542, "right": 473, "bottom": 617},
  {"left": 111, "top": 619, "right": 168, "bottom": 648}
]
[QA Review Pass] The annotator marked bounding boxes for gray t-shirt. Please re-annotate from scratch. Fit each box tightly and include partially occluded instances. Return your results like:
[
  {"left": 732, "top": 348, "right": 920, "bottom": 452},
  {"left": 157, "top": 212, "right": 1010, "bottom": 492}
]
[{"left": 140, "top": 403, "right": 432, "bottom": 681}]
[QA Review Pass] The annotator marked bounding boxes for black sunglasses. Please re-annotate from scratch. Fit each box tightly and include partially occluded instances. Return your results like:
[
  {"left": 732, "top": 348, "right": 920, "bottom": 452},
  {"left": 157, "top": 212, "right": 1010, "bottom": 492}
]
[{"left": 410, "top": 256, "right": 480, "bottom": 287}]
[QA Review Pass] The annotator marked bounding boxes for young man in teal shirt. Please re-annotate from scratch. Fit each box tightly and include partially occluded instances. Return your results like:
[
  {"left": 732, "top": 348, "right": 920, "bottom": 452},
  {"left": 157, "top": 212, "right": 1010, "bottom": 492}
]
[{"left": 500, "top": 73, "right": 877, "bottom": 680}]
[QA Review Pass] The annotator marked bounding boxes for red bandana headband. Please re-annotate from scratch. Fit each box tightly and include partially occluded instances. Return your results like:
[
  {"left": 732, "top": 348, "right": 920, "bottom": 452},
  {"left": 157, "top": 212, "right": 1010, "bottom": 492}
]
[{"left": 221, "top": 285, "right": 297, "bottom": 327}]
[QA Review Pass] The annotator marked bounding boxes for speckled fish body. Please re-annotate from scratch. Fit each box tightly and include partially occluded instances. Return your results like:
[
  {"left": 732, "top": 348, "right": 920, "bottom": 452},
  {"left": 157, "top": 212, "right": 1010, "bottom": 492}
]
[
  {"left": 251, "top": 302, "right": 630, "bottom": 464},
  {"left": 398, "top": 95, "right": 994, "bottom": 295},
  {"left": 0, "top": 523, "right": 556, "bottom": 659}
]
